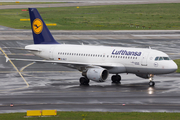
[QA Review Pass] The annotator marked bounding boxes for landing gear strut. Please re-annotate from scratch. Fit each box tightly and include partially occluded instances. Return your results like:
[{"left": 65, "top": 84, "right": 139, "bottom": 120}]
[
  {"left": 111, "top": 74, "right": 121, "bottom": 83},
  {"left": 79, "top": 77, "right": 89, "bottom": 85},
  {"left": 149, "top": 74, "right": 155, "bottom": 87}
]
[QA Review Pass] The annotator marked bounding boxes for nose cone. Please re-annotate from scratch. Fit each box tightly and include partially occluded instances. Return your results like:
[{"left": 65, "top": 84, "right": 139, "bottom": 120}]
[{"left": 168, "top": 61, "right": 178, "bottom": 73}]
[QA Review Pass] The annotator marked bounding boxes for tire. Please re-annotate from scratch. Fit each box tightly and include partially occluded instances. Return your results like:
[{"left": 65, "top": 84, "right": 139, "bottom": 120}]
[
  {"left": 80, "top": 77, "right": 89, "bottom": 85},
  {"left": 111, "top": 75, "right": 116, "bottom": 83},
  {"left": 116, "top": 75, "right": 121, "bottom": 83},
  {"left": 149, "top": 81, "right": 155, "bottom": 87},
  {"left": 111, "top": 75, "right": 121, "bottom": 83}
]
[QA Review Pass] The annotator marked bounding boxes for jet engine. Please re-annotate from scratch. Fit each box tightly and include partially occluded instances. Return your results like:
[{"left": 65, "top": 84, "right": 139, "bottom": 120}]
[{"left": 82, "top": 67, "right": 109, "bottom": 82}]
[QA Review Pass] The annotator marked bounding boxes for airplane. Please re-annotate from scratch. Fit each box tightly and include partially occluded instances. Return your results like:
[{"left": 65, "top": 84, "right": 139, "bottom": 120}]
[{"left": 8, "top": 8, "right": 178, "bottom": 87}]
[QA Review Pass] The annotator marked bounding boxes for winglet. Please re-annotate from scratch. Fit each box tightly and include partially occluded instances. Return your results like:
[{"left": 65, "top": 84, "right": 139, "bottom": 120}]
[{"left": 28, "top": 8, "right": 59, "bottom": 44}]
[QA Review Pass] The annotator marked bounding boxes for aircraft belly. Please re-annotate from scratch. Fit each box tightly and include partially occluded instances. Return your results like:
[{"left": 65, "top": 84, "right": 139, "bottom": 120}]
[
  {"left": 125, "top": 66, "right": 174, "bottom": 74},
  {"left": 108, "top": 67, "right": 126, "bottom": 74}
]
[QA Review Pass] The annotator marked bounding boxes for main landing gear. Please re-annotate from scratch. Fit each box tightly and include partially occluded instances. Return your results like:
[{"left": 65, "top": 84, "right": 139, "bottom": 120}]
[
  {"left": 149, "top": 74, "right": 155, "bottom": 87},
  {"left": 79, "top": 77, "right": 89, "bottom": 85},
  {"left": 111, "top": 74, "right": 121, "bottom": 83}
]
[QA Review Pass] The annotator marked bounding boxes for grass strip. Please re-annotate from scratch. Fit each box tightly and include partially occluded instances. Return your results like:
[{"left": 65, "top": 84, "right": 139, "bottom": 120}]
[
  {"left": 0, "top": 3, "right": 180, "bottom": 30},
  {"left": 174, "top": 59, "right": 180, "bottom": 73},
  {"left": 0, "top": 112, "right": 180, "bottom": 120}
]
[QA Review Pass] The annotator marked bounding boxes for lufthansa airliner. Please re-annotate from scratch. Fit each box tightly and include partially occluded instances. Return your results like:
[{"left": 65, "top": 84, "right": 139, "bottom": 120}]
[{"left": 9, "top": 8, "right": 178, "bottom": 87}]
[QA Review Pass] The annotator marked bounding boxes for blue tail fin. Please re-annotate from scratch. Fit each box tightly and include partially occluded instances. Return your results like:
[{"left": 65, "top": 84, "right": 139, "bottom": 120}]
[{"left": 28, "top": 8, "right": 59, "bottom": 44}]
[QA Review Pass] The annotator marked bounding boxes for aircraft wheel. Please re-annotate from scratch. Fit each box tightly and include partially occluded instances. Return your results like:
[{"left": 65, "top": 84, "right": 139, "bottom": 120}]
[
  {"left": 149, "top": 81, "right": 155, "bottom": 87},
  {"left": 80, "top": 77, "right": 89, "bottom": 85},
  {"left": 111, "top": 75, "right": 121, "bottom": 83}
]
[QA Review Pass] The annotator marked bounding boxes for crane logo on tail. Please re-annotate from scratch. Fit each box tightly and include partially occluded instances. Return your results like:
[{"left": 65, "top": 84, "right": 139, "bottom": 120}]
[{"left": 32, "top": 18, "right": 43, "bottom": 34}]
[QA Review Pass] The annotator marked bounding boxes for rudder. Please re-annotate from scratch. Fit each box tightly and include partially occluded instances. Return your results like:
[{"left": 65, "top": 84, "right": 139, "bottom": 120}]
[{"left": 28, "top": 8, "right": 59, "bottom": 44}]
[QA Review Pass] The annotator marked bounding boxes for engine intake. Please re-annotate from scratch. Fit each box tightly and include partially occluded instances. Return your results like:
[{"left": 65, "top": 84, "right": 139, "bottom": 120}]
[{"left": 83, "top": 67, "right": 109, "bottom": 82}]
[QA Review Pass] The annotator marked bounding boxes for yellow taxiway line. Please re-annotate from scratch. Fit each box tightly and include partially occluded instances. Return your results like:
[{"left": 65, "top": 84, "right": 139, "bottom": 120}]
[
  {"left": 20, "top": 62, "right": 35, "bottom": 72},
  {"left": 0, "top": 48, "right": 29, "bottom": 87}
]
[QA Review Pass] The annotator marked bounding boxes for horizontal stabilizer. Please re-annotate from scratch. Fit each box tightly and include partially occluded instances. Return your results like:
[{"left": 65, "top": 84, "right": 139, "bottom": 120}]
[
  {"left": 2, "top": 47, "right": 25, "bottom": 50},
  {"left": 2, "top": 47, "right": 41, "bottom": 52},
  {"left": 25, "top": 48, "right": 41, "bottom": 52}
]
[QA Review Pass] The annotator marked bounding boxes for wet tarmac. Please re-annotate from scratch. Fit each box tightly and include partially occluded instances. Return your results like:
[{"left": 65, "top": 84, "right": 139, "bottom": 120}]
[{"left": 0, "top": 31, "right": 180, "bottom": 113}]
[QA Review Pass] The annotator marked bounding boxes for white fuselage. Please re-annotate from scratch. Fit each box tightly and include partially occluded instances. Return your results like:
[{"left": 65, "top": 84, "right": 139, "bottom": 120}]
[{"left": 25, "top": 44, "right": 177, "bottom": 75}]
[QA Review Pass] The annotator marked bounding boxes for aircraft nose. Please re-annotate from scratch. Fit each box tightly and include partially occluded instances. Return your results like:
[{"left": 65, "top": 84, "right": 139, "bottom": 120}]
[{"left": 168, "top": 61, "right": 178, "bottom": 73}]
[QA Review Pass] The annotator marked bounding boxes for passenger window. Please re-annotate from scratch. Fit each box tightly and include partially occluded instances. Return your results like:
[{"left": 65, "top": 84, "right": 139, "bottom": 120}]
[{"left": 155, "top": 57, "right": 159, "bottom": 61}]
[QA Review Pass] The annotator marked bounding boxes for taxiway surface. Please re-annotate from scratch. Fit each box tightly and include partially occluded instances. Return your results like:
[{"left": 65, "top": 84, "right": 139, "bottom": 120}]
[
  {"left": 0, "top": 0, "right": 180, "bottom": 10},
  {"left": 0, "top": 30, "right": 180, "bottom": 113}
]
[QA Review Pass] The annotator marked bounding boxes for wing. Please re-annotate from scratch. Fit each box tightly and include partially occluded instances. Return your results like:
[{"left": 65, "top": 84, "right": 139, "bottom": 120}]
[{"left": 7, "top": 58, "right": 124, "bottom": 72}]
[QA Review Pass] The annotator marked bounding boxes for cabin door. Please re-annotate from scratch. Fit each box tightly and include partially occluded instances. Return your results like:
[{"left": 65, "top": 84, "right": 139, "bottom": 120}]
[
  {"left": 141, "top": 52, "right": 149, "bottom": 66},
  {"left": 49, "top": 47, "right": 55, "bottom": 60}
]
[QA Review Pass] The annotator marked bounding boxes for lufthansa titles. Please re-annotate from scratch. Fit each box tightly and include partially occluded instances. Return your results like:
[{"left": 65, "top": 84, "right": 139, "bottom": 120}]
[{"left": 112, "top": 49, "right": 142, "bottom": 56}]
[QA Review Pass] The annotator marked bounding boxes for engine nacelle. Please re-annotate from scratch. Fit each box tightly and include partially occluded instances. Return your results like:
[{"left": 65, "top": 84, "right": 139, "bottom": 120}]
[
  {"left": 136, "top": 73, "right": 150, "bottom": 79},
  {"left": 83, "top": 68, "right": 109, "bottom": 82}
]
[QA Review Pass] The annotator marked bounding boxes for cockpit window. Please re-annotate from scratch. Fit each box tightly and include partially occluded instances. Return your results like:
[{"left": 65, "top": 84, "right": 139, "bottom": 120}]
[
  {"left": 155, "top": 56, "right": 171, "bottom": 61},
  {"left": 159, "top": 57, "right": 163, "bottom": 61},
  {"left": 155, "top": 57, "right": 159, "bottom": 61},
  {"left": 163, "top": 57, "right": 170, "bottom": 60}
]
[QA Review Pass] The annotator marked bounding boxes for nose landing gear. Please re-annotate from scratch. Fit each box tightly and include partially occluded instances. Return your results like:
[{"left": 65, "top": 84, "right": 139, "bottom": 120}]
[{"left": 149, "top": 74, "right": 155, "bottom": 87}]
